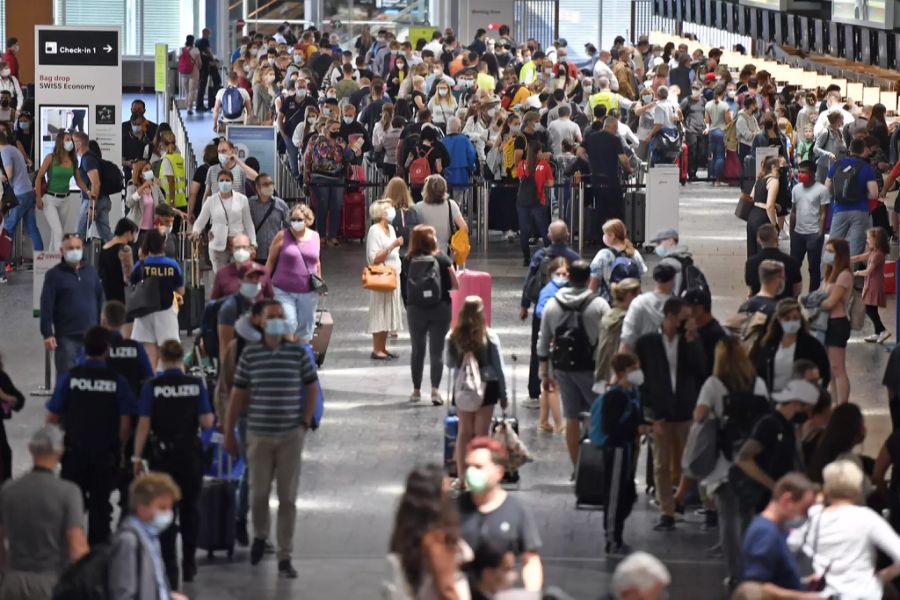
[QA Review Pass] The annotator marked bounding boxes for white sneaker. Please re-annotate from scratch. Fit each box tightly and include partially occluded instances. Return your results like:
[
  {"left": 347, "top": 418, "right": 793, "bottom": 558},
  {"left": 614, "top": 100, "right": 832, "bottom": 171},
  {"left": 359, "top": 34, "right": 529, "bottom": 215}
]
[
  {"left": 865, "top": 333, "right": 880, "bottom": 343},
  {"left": 779, "top": 229, "right": 789, "bottom": 241},
  {"left": 522, "top": 397, "right": 541, "bottom": 409},
  {"left": 878, "top": 331, "right": 893, "bottom": 344}
]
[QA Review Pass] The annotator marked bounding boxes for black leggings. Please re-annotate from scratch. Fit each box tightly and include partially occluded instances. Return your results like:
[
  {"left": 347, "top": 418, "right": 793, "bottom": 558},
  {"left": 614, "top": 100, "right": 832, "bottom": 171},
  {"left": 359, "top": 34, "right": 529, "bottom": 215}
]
[{"left": 866, "top": 304, "right": 886, "bottom": 334}]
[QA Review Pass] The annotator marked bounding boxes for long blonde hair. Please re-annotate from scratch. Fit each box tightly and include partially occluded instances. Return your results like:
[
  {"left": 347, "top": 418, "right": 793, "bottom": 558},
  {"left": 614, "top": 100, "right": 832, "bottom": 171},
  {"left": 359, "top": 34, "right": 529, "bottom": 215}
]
[
  {"left": 449, "top": 296, "right": 488, "bottom": 354},
  {"left": 602, "top": 219, "right": 636, "bottom": 257},
  {"left": 384, "top": 177, "right": 413, "bottom": 209},
  {"left": 713, "top": 337, "right": 756, "bottom": 393}
]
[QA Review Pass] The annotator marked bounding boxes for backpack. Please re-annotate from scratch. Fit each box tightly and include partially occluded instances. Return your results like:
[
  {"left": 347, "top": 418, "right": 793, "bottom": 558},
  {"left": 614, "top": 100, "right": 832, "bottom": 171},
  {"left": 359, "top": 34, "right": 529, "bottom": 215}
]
[
  {"left": 178, "top": 47, "right": 194, "bottom": 75},
  {"left": 52, "top": 532, "right": 141, "bottom": 600},
  {"left": 517, "top": 166, "right": 540, "bottom": 207},
  {"left": 501, "top": 83, "right": 522, "bottom": 110},
  {"left": 98, "top": 159, "right": 124, "bottom": 197},
  {"left": 681, "top": 417, "right": 720, "bottom": 480},
  {"left": 406, "top": 255, "right": 442, "bottom": 307},
  {"left": 199, "top": 297, "right": 228, "bottom": 360},
  {"left": 454, "top": 352, "right": 484, "bottom": 412},
  {"left": 598, "top": 250, "right": 640, "bottom": 302},
  {"left": 832, "top": 158, "right": 865, "bottom": 204},
  {"left": 408, "top": 147, "right": 433, "bottom": 186},
  {"left": 672, "top": 254, "right": 709, "bottom": 296},
  {"left": 502, "top": 135, "right": 525, "bottom": 177},
  {"left": 723, "top": 310, "right": 770, "bottom": 358},
  {"left": 718, "top": 391, "right": 772, "bottom": 461},
  {"left": 724, "top": 118, "right": 738, "bottom": 152},
  {"left": 524, "top": 255, "right": 553, "bottom": 303},
  {"left": 550, "top": 295, "right": 598, "bottom": 372},
  {"left": 848, "top": 286, "right": 866, "bottom": 331},
  {"left": 221, "top": 86, "right": 244, "bottom": 120},
  {"left": 589, "top": 387, "right": 639, "bottom": 448}
]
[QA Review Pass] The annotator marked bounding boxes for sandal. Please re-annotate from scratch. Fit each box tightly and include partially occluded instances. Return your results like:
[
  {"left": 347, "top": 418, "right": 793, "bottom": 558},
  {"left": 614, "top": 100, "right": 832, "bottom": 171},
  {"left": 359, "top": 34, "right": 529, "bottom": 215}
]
[
  {"left": 537, "top": 424, "right": 554, "bottom": 433},
  {"left": 370, "top": 352, "right": 391, "bottom": 360}
]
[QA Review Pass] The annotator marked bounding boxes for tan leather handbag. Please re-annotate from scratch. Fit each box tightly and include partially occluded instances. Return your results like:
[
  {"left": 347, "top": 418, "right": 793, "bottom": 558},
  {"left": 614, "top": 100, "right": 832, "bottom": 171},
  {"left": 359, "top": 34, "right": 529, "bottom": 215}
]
[{"left": 361, "top": 264, "right": 397, "bottom": 292}]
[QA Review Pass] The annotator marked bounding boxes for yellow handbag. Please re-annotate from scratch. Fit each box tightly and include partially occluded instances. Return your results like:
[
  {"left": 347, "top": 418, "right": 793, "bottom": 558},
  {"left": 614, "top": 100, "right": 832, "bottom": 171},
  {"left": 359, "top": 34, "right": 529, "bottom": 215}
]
[
  {"left": 361, "top": 264, "right": 397, "bottom": 292},
  {"left": 447, "top": 201, "right": 470, "bottom": 266}
]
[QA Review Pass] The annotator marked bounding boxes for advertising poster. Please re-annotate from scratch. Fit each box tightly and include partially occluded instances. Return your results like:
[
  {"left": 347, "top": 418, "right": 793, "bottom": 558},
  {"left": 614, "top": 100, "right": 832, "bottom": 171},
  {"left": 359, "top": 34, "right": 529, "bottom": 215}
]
[
  {"left": 226, "top": 125, "right": 277, "bottom": 187},
  {"left": 155, "top": 43, "right": 167, "bottom": 93},
  {"left": 459, "top": 0, "right": 515, "bottom": 45}
]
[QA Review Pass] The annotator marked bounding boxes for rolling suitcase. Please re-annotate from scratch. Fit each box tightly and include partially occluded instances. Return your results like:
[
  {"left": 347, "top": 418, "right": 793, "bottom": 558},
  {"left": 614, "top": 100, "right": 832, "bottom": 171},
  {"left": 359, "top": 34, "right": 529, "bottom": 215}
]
[
  {"left": 491, "top": 354, "right": 520, "bottom": 485},
  {"left": 624, "top": 192, "right": 646, "bottom": 245},
  {"left": 450, "top": 270, "right": 492, "bottom": 327},
  {"left": 677, "top": 143, "right": 689, "bottom": 184},
  {"left": 643, "top": 434, "right": 655, "bottom": 495},
  {"left": 83, "top": 209, "right": 102, "bottom": 267},
  {"left": 197, "top": 440, "right": 237, "bottom": 560},
  {"left": 574, "top": 410, "right": 606, "bottom": 508},
  {"left": 179, "top": 239, "right": 205, "bottom": 334},
  {"left": 311, "top": 307, "right": 333, "bottom": 366},
  {"left": 340, "top": 191, "right": 367, "bottom": 241}
]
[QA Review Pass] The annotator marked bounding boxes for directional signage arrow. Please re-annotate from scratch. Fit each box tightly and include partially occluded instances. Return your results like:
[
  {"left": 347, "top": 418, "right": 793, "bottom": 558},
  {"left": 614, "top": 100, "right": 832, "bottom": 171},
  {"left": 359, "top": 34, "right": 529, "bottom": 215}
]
[{"left": 103, "top": 45, "right": 112, "bottom": 53}]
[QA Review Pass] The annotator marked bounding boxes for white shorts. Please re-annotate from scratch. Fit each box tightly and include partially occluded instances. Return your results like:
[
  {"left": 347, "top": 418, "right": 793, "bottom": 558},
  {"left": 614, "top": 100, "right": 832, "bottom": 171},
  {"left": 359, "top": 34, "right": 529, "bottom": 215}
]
[{"left": 131, "top": 307, "right": 180, "bottom": 346}]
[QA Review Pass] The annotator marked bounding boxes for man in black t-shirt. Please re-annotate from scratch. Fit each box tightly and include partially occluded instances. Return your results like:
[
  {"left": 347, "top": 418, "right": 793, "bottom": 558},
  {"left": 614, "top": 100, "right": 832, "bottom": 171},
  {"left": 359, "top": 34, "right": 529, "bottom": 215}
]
[
  {"left": 577, "top": 115, "right": 633, "bottom": 225},
  {"left": 740, "top": 260, "right": 785, "bottom": 318},
  {"left": 745, "top": 224, "right": 802, "bottom": 299},
  {"left": 733, "top": 379, "right": 818, "bottom": 512},
  {"left": 458, "top": 437, "right": 543, "bottom": 592}
]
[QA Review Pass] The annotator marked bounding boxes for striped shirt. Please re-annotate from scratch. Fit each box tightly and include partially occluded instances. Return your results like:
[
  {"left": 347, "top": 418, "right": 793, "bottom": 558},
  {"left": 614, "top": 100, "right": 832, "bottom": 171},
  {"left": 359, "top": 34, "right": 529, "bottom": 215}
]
[{"left": 233, "top": 341, "right": 318, "bottom": 435}]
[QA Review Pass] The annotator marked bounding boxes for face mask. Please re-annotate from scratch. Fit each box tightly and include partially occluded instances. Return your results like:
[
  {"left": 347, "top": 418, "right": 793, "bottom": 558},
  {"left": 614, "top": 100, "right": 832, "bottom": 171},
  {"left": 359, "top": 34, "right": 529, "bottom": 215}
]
[
  {"left": 149, "top": 510, "right": 174, "bottom": 534},
  {"left": 322, "top": 108, "right": 332, "bottom": 117},
  {"left": 267, "top": 58, "right": 276, "bottom": 66},
  {"left": 327, "top": 92, "right": 337, "bottom": 99},
  {"left": 822, "top": 250, "right": 835, "bottom": 266},
  {"left": 218, "top": 181, "right": 233, "bottom": 194},
  {"left": 780, "top": 319, "right": 801, "bottom": 335},
  {"left": 259, "top": 185, "right": 275, "bottom": 197},
  {"left": 396, "top": 63, "right": 405, "bottom": 70},
  {"left": 293, "top": 54, "right": 303, "bottom": 64},
  {"left": 343, "top": 116, "right": 354, "bottom": 125},
  {"left": 140, "top": 170, "right": 155, "bottom": 182},
  {"left": 290, "top": 219, "right": 306, "bottom": 232},
  {"left": 265, "top": 74, "right": 276, "bottom": 83},
  {"left": 727, "top": 91, "right": 736, "bottom": 98},
  {"left": 218, "top": 152, "right": 230, "bottom": 165},
  {"left": 438, "top": 88, "right": 448, "bottom": 96},
  {"left": 307, "top": 116, "right": 317, "bottom": 124},
  {"left": 509, "top": 125, "right": 520, "bottom": 134},
  {"left": 64, "top": 249, "right": 83, "bottom": 264},
  {"left": 239, "top": 281, "right": 260, "bottom": 298},
  {"left": 642, "top": 94, "right": 653, "bottom": 103},
  {"left": 296, "top": 88, "right": 307, "bottom": 98},
  {"left": 464, "top": 466, "right": 490, "bottom": 493},
  {"left": 264, "top": 318, "right": 288, "bottom": 337},
  {"left": 655, "top": 245, "right": 668, "bottom": 257},
  {"left": 385, "top": 207, "right": 397, "bottom": 222},
  {"left": 776, "top": 281, "right": 786, "bottom": 296},
  {"left": 233, "top": 248, "right": 251, "bottom": 263},
  {"left": 18, "top": 121, "right": 29, "bottom": 131},
  {"left": 0, "top": 69, "right": 9, "bottom": 78},
  {"left": 552, "top": 275, "right": 568, "bottom": 287},
  {"left": 626, "top": 369, "right": 645, "bottom": 387},
  {"left": 797, "top": 172, "right": 813, "bottom": 185},
  {"left": 791, "top": 411, "right": 809, "bottom": 425}
]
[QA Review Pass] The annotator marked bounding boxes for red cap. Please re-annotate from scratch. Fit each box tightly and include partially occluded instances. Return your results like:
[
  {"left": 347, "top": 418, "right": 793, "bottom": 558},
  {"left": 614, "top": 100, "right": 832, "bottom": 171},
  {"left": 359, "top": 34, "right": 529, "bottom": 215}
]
[{"left": 705, "top": 73, "right": 717, "bottom": 83}]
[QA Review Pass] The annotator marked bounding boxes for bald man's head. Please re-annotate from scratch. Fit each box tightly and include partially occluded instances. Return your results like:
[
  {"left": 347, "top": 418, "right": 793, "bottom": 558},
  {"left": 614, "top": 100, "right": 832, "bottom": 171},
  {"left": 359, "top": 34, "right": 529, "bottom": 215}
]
[{"left": 548, "top": 220, "right": 570, "bottom": 244}]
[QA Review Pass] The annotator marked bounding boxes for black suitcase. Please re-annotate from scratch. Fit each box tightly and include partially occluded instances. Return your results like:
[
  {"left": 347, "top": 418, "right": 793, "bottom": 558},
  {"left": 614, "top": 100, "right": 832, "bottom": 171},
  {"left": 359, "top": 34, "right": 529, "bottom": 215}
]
[
  {"left": 624, "top": 191, "right": 646, "bottom": 245},
  {"left": 179, "top": 239, "right": 205, "bottom": 334},
  {"left": 196, "top": 445, "right": 236, "bottom": 559},
  {"left": 575, "top": 440, "right": 606, "bottom": 508},
  {"left": 83, "top": 210, "right": 102, "bottom": 267},
  {"left": 491, "top": 355, "right": 520, "bottom": 485},
  {"left": 742, "top": 154, "right": 756, "bottom": 195}
]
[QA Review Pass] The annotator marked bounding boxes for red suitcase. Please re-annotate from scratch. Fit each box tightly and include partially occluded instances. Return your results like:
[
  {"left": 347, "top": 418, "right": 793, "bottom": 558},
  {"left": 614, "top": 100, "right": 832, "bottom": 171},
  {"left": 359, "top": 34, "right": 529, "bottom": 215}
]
[
  {"left": 450, "top": 269, "right": 492, "bottom": 327},
  {"left": 676, "top": 143, "right": 689, "bottom": 184},
  {"left": 340, "top": 191, "right": 367, "bottom": 241}
]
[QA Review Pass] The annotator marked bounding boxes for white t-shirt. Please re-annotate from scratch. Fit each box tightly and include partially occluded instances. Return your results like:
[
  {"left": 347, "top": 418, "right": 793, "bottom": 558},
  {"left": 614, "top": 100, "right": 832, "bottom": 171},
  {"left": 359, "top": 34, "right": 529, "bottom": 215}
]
[
  {"left": 772, "top": 342, "right": 795, "bottom": 393},
  {"left": 547, "top": 118, "right": 582, "bottom": 155},
  {"left": 697, "top": 376, "right": 770, "bottom": 490},
  {"left": 216, "top": 86, "right": 251, "bottom": 122},
  {"left": 592, "top": 61, "right": 619, "bottom": 91},
  {"left": 789, "top": 504, "right": 900, "bottom": 600},
  {"left": 791, "top": 181, "right": 830, "bottom": 236},
  {"left": 652, "top": 100, "right": 677, "bottom": 129}
]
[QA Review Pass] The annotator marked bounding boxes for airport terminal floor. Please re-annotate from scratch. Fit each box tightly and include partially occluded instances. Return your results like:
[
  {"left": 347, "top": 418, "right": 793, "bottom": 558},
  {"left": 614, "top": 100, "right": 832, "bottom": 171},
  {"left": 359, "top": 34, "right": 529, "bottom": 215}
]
[{"left": 0, "top": 95, "right": 896, "bottom": 598}]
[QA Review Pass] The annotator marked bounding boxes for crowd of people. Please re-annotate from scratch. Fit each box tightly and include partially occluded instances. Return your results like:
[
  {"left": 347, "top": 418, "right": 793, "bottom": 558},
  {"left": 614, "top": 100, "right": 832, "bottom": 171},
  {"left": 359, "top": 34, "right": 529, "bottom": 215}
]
[{"left": 0, "top": 17, "right": 899, "bottom": 600}]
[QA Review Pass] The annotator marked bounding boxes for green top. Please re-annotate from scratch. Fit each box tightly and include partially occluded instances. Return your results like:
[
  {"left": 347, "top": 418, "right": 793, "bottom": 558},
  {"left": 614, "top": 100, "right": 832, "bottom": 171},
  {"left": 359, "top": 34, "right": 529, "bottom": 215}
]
[{"left": 47, "top": 159, "right": 74, "bottom": 194}]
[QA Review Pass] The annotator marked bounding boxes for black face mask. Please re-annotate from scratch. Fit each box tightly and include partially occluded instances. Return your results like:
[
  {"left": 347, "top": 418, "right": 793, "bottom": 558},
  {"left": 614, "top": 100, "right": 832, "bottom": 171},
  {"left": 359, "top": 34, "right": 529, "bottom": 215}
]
[
  {"left": 676, "top": 320, "right": 687, "bottom": 336},
  {"left": 0, "top": 100, "right": 9, "bottom": 108},
  {"left": 131, "top": 110, "right": 143, "bottom": 120},
  {"left": 791, "top": 411, "right": 809, "bottom": 425}
]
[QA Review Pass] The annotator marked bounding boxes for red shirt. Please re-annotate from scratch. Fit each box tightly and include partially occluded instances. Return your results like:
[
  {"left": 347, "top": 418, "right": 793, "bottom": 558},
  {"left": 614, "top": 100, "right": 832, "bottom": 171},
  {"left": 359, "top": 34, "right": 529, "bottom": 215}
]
[
  {"left": 210, "top": 262, "right": 275, "bottom": 300},
  {"left": 516, "top": 160, "right": 554, "bottom": 205},
  {"left": 2, "top": 50, "right": 18, "bottom": 80}
]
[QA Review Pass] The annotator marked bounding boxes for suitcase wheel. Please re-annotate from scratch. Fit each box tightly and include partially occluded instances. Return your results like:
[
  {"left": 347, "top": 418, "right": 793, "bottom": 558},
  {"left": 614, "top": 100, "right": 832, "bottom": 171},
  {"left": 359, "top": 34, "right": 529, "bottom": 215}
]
[
  {"left": 207, "top": 550, "right": 213, "bottom": 559},
  {"left": 645, "top": 484, "right": 655, "bottom": 495}
]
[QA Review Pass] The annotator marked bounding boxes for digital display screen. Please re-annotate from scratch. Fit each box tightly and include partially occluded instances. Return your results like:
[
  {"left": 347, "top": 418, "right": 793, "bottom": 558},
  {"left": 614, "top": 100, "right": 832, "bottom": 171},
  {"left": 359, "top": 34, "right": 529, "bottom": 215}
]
[{"left": 832, "top": 0, "right": 892, "bottom": 29}]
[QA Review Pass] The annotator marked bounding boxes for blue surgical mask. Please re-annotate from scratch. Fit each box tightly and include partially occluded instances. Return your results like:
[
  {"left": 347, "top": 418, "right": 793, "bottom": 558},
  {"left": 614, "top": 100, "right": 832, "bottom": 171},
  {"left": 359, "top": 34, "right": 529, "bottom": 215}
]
[
  {"left": 64, "top": 249, "right": 83, "bottom": 264},
  {"left": 239, "top": 281, "right": 260, "bottom": 298},
  {"left": 264, "top": 318, "right": 288, "bottom": 337},
  {"left": 149, "top": 509, "right": 174, "bottom": 535},
  {"left": 552, "top": 276, "right": 568, "bottom": 287},
  {"left": 655, "top": 245, "right": 668, "bottom": 257},
  {"left": 218, "top": 181, "right": 233, "bottom": 194}
]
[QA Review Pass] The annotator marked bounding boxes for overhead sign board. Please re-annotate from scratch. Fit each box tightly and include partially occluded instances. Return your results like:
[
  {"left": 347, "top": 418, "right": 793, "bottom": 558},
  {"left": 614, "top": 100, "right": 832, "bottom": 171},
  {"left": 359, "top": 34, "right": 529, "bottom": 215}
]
[{"left": 37, "top": 29, "right": 118, "bottom": 67}]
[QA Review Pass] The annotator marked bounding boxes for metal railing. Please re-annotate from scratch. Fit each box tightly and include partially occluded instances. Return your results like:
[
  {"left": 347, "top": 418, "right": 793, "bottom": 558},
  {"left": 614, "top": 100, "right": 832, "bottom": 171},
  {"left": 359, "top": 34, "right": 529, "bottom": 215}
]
[{"left": 168, "top": 98, "right": 198, "bottom": 187}]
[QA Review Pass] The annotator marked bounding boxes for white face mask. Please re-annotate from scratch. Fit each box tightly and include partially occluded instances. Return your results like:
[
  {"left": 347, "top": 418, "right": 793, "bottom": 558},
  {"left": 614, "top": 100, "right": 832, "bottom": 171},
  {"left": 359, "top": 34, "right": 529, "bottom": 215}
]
[
  {"left": 150, "top": 510, "right": 174, "bottom": 534},
  {"left": 218, "top": 152, "right": 230, "bottom": 165},
  {"left": 438, "top": 88, "right": 448, "bottom": 96},
  {"left": 64, "top": 248, "right": 83, "bottom": 264},
  {"left": 385, "top": 207, "right": 396, "bottom": 222},
  {"left": 626, "top": 369, "right": 645, "bottom": 387},
  {"left": 63, "top": 140, "right": 75, "bottom": 152},
  {"left": 780, "top": 319, "right": 802, "bottom": 335},
  {"left": 343, "top": 116, "right": 354, "bottom": 125},
  {"left": 290, "top": 218, "right": 306, "bottom": 232},
  {"left": 233, "top": 248, "right": 251, "bottom": 263},
  {"left": 142, "top": 170, "right": 154, "bottom": 181},
  {"left": 259, "top": 185, "right": 275, "bottom": 197},
  {"left": 239, "top": 281, "right": 261, "bottom": 298}
]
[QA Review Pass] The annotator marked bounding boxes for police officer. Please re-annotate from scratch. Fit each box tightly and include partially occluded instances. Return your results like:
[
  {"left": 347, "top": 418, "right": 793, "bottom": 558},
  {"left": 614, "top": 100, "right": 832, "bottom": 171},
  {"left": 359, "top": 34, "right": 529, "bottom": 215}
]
[
  {"left": 46, "top": 326, "right": 134, "bottom": 545},
  {"left": 133, "top": 339, "right": 213, "bottom": 588}
]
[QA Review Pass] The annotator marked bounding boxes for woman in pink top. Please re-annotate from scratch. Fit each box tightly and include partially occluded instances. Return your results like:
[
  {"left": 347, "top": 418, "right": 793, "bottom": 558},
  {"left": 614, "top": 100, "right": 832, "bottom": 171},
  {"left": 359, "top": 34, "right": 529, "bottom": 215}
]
[
  {"left": 266, "top": 204, "right": 322, "bottom": 342},
  {"left": 819, "top": 238, "right": 853, "bottom": 405},
  {"left": 853, "top": 227, "right": 891, "bottom": 345},
  {"left": 125, "top": 159, "right": 165, "bottom": 247}
]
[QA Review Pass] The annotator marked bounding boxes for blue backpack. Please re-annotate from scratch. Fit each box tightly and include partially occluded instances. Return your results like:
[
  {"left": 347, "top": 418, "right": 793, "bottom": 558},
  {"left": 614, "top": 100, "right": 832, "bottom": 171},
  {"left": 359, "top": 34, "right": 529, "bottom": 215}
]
[
  {"left": 599, "top": 250, "right": 641, "bottom": 301},
  {"left": 589, "top": 386, "right": 639, "bottom": 448},
  {"left": 221, "top": 86, "right": 244, "bottom": 120}
]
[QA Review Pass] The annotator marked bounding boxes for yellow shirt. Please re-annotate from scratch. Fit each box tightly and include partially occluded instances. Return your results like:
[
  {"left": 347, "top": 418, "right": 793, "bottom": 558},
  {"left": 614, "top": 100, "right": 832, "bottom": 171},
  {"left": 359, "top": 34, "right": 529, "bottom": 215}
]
[
  {"left": 476, "top": 73, "right": 496, "bottom": 92},
  {"left": 511, "top": 86, "right": 531, "bottom": 110}
]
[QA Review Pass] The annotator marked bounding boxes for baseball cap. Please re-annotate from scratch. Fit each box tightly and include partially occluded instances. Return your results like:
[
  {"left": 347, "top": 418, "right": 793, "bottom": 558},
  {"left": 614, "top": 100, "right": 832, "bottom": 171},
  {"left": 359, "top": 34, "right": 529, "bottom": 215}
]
[
  {"left": 682, "top": 287, "right": 711, "bottom": 310},
  {"left": 771, "top": 380, "right": 820, "bottom": 405},
  {"left": 652, "top": 263, "right": 677, "bottom": 283},
  {"left": 556, "top": 38, "right": 568, "bottom": 47},
  {"left": 240, "top": 261, "right": 266, "bottom": 279},
  {"left": 705, "top": 72, "right": 717, "bottom": 83},
  {"left": 650, "top": 228, "right": 679, "bottom": 243},
  {"left": 29, "top": 425, "right": 64, "bottom": 455}
]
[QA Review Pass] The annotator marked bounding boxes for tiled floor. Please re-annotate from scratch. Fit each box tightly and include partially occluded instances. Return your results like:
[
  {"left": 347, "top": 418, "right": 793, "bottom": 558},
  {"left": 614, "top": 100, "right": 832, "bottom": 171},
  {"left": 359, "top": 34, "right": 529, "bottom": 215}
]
[{"left": 2, "top": 103, "right": 896, "bottom": 599}]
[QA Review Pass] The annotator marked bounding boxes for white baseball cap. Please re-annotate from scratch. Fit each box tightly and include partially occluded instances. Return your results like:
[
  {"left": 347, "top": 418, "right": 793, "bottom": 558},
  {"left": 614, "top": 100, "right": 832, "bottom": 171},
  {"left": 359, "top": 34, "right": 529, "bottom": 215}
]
[{"left": 771, "top": 380, "right": 820, "bottom": 406}]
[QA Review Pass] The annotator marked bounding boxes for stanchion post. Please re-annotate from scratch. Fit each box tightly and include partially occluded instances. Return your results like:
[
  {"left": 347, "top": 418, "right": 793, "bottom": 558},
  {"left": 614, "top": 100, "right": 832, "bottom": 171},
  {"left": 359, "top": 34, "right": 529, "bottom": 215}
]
[
  {"left": 577, "top": 180, "right": 586, "bottom": 257},
  {"left": 31, "top": 349, "right": 54, "bottom": 397},
  {"left": 482, "top": 180, "right": 490, "bottom": 257}
]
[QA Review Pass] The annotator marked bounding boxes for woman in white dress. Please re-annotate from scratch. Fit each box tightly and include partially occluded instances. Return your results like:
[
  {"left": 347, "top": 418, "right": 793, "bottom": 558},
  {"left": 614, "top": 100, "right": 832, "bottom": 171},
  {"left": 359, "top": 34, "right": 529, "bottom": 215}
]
[{"left": 366, "top": 198, "right": 404, "bottom": 360}]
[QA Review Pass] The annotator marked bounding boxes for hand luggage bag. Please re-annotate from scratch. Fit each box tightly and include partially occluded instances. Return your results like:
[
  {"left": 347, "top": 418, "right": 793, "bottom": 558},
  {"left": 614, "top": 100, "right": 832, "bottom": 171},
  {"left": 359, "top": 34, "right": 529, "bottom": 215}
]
[
  {"left": 83, "top": 209, "right": 102, "bottom": 267},
  {"left": 443, "top": 367, "right": 459, "bottom": 477},
  {"left": 311, "top": 307, "right": 333, "bottom": 366},
  {"left": 624, "top": 192, "right": 646, "bottom": 245},
  {"left": 340, "top": 191, "right": 367, "bottom": 241},
  {"left": 179, "top": 238, "right": 205, "bottom": 334},
  {"left": 677, "top": 142, "right": 689, "bottom": 184},
  {"left": 450, "top": 269, "right": 492, "bottom": 327},
  {"left": 197, "top": 439, "right": 237, "bottom": 559},
  {"left": 575, "top": 439, "right": 607, "bottom": 508},
  {"left": 491, "top": 354, "right": 520, "bottom": 485}
]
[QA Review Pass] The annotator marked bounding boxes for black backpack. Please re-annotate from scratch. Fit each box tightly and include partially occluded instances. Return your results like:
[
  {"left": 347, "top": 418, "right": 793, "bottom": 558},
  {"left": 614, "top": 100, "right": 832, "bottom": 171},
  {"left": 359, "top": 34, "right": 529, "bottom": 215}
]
[
  {"left": 550, "top": 295, "right": 597, "bottom": 372},
  {"left": 524, "top": 255, "right": 553, "bottom": 303},
  {"left": 672, "top": 255, "right": 710, "bottom": 296},
  {"left": 52, "top": 532, "right": 141, "bottom": 600},
  {"left": 199, "top": 297, "right": 229, "bottom": 360},
  {"left": 718, "top": 391, "right": 772, "bottom": 461},
  {"left": 99, "top": 159, "right": 124, "bottom": 197},
  {"left": 832, "top": 158, "right": 865, "bottom": 205},
  {"left": 406, "top": 255, "right": 442, "bottom": 307}
]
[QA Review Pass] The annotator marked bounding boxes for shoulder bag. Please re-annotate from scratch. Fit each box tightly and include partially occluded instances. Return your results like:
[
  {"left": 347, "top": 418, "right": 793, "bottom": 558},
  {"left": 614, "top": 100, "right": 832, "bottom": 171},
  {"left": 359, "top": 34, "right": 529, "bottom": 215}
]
[
  {"left": 447, "top": 201, "right": 470, "bottom": 266},
  {"left": 362, "top": 263, "right": 397, "bottom": 292},
  {"left": 125, "top": 275, "right": 163, "bottom": 320},
  {"left": 0, "top": 151, "right": 19, "bottom": 214},
  {"left": 293, "top": 229, "right": 327, "bottom": 294}
]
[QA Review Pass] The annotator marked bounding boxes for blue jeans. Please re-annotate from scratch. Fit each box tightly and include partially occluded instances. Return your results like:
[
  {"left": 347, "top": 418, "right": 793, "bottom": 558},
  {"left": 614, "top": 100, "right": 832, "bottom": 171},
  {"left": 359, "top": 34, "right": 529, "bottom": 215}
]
[
  {"left": 283, "top": 139, "right": 300, "bottom": 179},
  {"left": 311, "top": 174, "right": 345, "bottom": 240},
  {"left": 516, "top": 204, "right": 550, "bottom": 262},
  {"left": 274, "top": 286, "right": 319, "bottom": 341},
  {"left": 790, "top": 231, "right": 824, "bottom": 292},
  {"left": 708, "top": 128, "right": 725, "bottom": 181},
  {"left": 54, "top": 334, "right": 83, "bottom": 382},
  {"left": 829, "top": 209, "right": 869, "bottom": 256},
  {"left": 1, "top": 190, "right": 43, "bottom": 273},
  {"left": 76, "top": 195, "right": 112, "bottom": 241}
]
